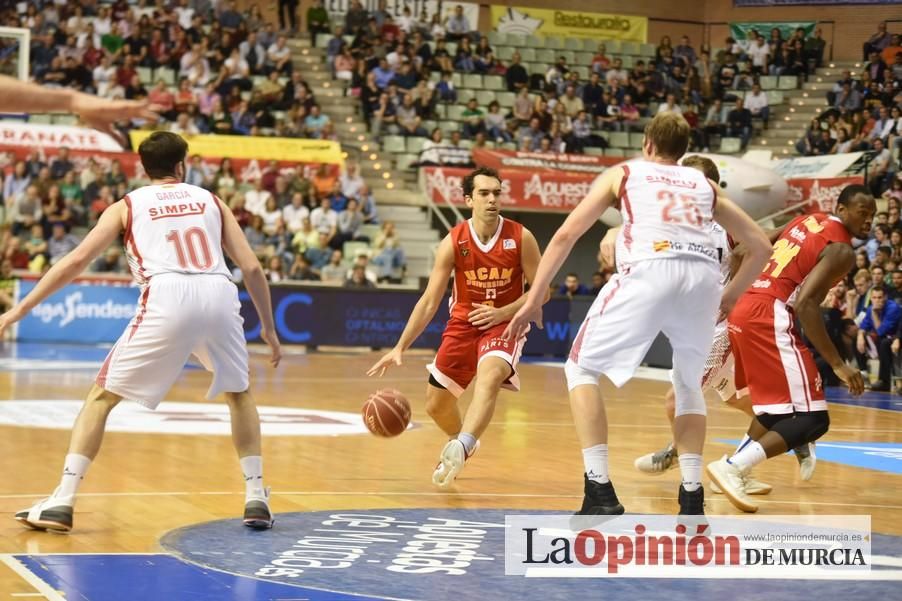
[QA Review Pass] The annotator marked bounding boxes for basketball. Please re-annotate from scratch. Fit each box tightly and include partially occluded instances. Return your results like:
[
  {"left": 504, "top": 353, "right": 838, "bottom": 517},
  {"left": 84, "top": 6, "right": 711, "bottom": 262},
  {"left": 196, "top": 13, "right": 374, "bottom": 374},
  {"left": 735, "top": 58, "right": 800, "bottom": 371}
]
[{"left": 362, "top": 389, "right": 411, "bottom": 437}]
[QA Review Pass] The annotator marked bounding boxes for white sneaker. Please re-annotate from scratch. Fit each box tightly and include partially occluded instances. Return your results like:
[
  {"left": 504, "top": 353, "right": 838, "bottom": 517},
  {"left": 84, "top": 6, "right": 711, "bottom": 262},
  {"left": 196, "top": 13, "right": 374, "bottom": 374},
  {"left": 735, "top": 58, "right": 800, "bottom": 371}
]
[
  {"left": 15, "top": 488, "right": 74, "bottom": 533},
  {"left": 432, "top": 440, "right": 467, "bottom": 488},
  {"left": 634, "top": 442, "right": 678, "bottom": 475},
  {"left": 794, "top": 443, "right": 816, "bottom": 481},
  {"left": 706, "top": 456, "right": 758, "bottom": 513},
  {"left": 244, "top": 487, "right": 274, "bottom": 529},
  {"left": 710, "top": 475, "right": 772, "bottom": 495}
]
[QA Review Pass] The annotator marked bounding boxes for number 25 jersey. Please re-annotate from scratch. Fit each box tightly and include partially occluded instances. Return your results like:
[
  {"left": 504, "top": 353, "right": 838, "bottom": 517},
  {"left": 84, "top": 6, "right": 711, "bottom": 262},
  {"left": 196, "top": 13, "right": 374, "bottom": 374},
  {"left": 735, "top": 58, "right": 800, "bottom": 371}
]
[
  {"left": 124, "top": 182, "right": 232, "bottom": 285},
  {"left": 748, "top": 212, "right": 851, "bottom": 304}
]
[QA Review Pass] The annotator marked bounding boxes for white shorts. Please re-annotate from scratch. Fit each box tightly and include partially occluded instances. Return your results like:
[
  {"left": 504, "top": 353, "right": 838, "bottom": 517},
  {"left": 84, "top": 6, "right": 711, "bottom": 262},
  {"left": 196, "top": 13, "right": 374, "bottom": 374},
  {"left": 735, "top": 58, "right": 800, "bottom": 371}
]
[
  {"left": 701, "top": 321, "right": 736, "bottom": 402},
  {"left": 568, "top": 258, "right": 721, "bottom": 389},
  {"left": 96, "top": 273, "right": 250, "bottom": 409}
]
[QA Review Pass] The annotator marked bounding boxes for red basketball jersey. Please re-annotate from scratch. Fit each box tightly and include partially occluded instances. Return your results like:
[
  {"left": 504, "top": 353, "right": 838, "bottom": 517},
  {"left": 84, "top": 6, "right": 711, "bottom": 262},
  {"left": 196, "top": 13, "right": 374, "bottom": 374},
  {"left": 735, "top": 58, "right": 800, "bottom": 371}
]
[
  {"left": 449, "top": 217, "right": 525, "bottom": 323},
  {"left": 747, "top": 213, "right": 852, "bottom": 304}
]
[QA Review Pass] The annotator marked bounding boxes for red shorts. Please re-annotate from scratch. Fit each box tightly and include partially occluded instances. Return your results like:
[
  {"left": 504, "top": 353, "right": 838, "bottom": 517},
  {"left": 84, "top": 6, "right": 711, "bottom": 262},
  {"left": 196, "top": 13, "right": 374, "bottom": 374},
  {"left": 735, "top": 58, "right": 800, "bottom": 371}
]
[
  {"left": 427, "top": 320, "right": 527, "bottom": 398},
  {"left": 728, "top": 294, "right": 826, "bottom": 415}
]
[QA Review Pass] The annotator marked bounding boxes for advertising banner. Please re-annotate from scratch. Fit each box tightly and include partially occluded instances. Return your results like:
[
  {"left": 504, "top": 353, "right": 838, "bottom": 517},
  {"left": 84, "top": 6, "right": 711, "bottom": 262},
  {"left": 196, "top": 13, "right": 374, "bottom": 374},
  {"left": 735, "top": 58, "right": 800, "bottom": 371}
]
[
  {"left": 15, "top": 280, "right": 140, "bottom": 344},
  {"left": 735, "top": 0, "right": 900, "bottom": 5},
  {"left": 729, "top": 21, "right": 815, "bottom": 53},
  {"left": 239, "top": 285, "right": 573, "bottom": 356},
  {"left": 424, "top": 166, "right": 595, "bottom": 213},
  {"left": 128, "top": 131, "right": 344, "bottom": 164},
  {"left": 772, "top": 153, "right": 864, "bottom": 179},
  {"left": 471, "top": 148, "right": 621, "bottom": 175},
  {"left": 322, "top": 0, "right": 479, "bottom": 29},
  {"left": 0, "top": 121, "right": 123, "bottom": 152},
  {"left": 785, "top": 176, "right": 865, "bottom": 213},
  {"left": 491, "top": 6, "right": 647, "bottom": 43}
]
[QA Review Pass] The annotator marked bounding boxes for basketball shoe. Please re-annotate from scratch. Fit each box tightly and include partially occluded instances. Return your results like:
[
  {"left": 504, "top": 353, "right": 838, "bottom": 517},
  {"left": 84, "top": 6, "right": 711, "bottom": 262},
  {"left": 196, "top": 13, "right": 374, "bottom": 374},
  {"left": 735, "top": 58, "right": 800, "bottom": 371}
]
[
  {"left": 574, "top": 474, "right": 625, "bottom": 516},
  {"left": 15, "top": 488, "right": 74, "bottom": 533},
  {"left": 244, "top": 487, "right": 274, "bottom": 529},
  {"left": 634, "top": 442, "right": 678, "bottom": 474},
  {"left": 432, "top": 439, "right": 479, "bottom": 488},
  {"left": 709, "top": 476, "right": 772, "bottom": 495},
  {"left": 706, "top": 456, "right": 757, "bottom": 513},
  {"left": 794, "top": 443, "right": 816, "bottom": 481}
]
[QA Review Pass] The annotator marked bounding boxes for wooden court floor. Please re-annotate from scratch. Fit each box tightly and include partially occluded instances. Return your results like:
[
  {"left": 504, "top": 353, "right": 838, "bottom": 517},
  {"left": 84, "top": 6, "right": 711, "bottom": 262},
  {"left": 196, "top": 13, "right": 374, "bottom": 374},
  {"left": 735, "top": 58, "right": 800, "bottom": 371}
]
[{"left": 0, "top": 348, "right": 900, "bottom": 595}]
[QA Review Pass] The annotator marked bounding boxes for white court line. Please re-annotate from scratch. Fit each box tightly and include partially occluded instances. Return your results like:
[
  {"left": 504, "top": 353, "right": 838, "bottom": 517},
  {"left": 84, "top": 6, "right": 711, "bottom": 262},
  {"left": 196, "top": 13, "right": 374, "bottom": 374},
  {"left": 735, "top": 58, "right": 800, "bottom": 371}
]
[
  {"left": 0, "top": 554, "right": 66, "bottom": 601},
  {"left": 1, "top": 490, "right": 901, "bottom": 510}
]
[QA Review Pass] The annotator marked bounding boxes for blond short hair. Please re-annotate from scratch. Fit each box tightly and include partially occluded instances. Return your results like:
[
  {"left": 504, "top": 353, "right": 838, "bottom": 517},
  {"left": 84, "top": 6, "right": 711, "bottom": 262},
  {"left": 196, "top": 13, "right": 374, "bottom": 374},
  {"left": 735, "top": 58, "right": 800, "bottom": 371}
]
[{"left": 644, "top": 112, "right": 691, "bottom": 161}]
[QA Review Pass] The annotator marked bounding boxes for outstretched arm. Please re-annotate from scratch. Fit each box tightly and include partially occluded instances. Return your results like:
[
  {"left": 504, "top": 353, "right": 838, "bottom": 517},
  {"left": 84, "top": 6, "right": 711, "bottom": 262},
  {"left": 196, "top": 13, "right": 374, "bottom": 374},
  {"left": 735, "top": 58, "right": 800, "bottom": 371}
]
[
  {"left": 0, "top": 75, "right": 158, "bottom": 140},
  {"left": 503, "top": 167, "right": 623, "bottom": 339},
  {"left": 0, "top": 201, "right": 127, "bottom": 333},
  {"left": 368, "top": 235, "right": 455, "bottom": 376}
]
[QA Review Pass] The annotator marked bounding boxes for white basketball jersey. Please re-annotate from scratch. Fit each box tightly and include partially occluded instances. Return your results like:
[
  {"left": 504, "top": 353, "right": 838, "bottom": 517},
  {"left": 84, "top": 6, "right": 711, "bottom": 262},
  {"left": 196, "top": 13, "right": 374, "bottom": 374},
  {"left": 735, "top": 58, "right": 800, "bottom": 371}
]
[
  {"left": 709, "top": 221, "right": 733, "bottom": 287},
  {"left": 614, "top": 160, "right": 718, "bottom": 271},
  {"left": 124, "top": 182, "right": 231, "bottom": 285}
]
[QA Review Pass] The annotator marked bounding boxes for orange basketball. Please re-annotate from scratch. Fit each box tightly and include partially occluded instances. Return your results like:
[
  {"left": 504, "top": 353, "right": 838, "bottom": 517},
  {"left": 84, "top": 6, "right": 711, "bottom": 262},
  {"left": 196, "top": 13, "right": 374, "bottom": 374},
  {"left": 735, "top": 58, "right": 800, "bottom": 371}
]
[{"left": 362, "top": 388, "right": 411, "bottom": 437}]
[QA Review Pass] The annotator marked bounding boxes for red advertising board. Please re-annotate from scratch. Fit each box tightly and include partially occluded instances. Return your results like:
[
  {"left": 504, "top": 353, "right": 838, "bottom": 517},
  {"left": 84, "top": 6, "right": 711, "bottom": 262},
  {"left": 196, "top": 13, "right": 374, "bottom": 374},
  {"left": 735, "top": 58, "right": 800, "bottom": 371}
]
[
  {"left": 785, "top": 176, "right": 865, "bottom": 214},
  {"left": 423, "top": 166, "right": 597, "bottom": 212},
  {"left": 471, "top": 147, "right": 621, "bottom": 175}
]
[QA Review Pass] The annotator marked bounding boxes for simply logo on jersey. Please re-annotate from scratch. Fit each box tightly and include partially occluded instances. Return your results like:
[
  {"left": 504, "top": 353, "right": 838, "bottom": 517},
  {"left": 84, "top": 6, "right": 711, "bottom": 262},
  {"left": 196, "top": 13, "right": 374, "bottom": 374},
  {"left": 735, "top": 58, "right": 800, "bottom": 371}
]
[
  {"left": 17, "top": 281, "right": 141, "bottom": 344},
  {"left": 0, "top": 400, "right": 401, "bottom": 436}
]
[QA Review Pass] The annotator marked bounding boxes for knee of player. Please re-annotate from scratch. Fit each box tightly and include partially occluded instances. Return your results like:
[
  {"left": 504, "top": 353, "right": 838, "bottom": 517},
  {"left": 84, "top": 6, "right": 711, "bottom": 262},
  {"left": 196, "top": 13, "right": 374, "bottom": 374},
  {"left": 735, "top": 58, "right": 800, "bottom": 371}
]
[
  {"left": 86, "top": 385, "right": 122, "bottom": 411},
  {"left": 564, "top": 359, "right": 600, "bottom": 390},
  {"left": 224, "top": 390, "right": 252, "bottom": 405},
  {"left": 476, "top": 360, "right": 512, "bottom": 387}
]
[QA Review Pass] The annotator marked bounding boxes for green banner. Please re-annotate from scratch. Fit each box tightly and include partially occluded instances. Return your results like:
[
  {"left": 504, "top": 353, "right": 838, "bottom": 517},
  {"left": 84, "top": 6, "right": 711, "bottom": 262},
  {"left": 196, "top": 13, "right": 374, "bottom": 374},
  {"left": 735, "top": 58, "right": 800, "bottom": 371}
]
[{"left": 729, "top": 21, "right": 815, "bottom": 53}]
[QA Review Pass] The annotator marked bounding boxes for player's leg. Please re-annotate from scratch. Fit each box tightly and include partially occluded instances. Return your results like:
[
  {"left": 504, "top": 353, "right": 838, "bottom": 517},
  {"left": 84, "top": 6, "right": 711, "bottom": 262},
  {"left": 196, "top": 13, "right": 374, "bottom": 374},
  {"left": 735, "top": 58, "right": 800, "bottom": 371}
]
[
  {"left": 425, "top": 379, "right": 462, "bottom": 436},
  {"left": 634, "top": 387, "right": 678, "bottom": 475},
  {"left": 197, "top": 277, "right": 274, "bottom": 529},
  {"left": 14, "top": 384, "right": 122, "bottom": 532}
]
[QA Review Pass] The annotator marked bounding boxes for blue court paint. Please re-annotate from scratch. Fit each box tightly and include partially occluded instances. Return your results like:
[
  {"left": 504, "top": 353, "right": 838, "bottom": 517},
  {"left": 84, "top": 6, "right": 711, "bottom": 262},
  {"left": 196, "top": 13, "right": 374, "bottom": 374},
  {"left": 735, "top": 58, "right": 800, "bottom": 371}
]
[
  {"left": 15, "top": 554, "right": 388, "bottom": 601},
  {"left": 717, "top": 439, "right": 902, "bottom": 474},
  {"left": 154, "top": 509, "right": 902, "bottom": 601}
]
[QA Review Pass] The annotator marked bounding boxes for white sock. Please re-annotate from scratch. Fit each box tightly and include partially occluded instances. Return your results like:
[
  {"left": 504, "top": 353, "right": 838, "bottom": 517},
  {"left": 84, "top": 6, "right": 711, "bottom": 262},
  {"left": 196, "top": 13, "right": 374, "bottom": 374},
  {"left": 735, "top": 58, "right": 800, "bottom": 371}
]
[
  {"left": 240, "top": 456, "right": 265, "bottom": 499},
  {"left": 456, "top": 432, "right": 478, "bottom": 457},
  {"left": 582, "top": 444, "right": 609, "bottom": 483},
  {"left": 56, "top": 454, "right": 91, "bottom": 500},
  {"left": 734, "top": 434, "right": 753, "bottom": 454},
  {"left": 678, "top": 453, "right": 703, "bottom": 491},
  {"left": 728, "top": 441, "right": 767, "bottom": 473}
]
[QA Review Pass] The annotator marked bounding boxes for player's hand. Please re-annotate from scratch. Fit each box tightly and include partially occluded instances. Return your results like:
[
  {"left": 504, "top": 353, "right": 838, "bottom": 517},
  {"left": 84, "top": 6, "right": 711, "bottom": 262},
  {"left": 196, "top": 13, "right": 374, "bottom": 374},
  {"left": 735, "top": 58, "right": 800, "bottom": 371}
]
[
  {"left": 367, "top": 347, "right": 402, "bottom": 377},
  {"left": 467, "top": 303, "right": 506, "bottom": 331},
  {"left": 261, "top": 328, "right": 282, "bottom": 368},
  {"left": 71, "top": 94, "right": 160, "bottom": 145},
  {"left": 0, "top": 308, "right": 23, "bottom": 339},
  {"left": 502, "top": 302, "right": 542, "bottom": 341},
  {"left": 893, "top": 338, "right": 900, "bottom": 354},
  {"left": 833, "top": 363, "right": 864, "bottom": 396},
  {"left": 598, "top": 229, "right": 618, "bottom": 271},
  {"left": 717, "top": 290, "right": 740, "bottom": 323}
]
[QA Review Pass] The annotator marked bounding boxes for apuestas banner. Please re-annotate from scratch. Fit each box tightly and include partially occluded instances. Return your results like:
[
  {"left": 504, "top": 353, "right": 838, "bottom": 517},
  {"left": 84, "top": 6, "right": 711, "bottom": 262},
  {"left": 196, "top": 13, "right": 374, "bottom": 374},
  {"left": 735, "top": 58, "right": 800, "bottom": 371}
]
[
  {"left": 322, "top": 0, "right": 479, "bottom": 28},
  {"left": 0, "top": 121, "right": 123, "bottom": 152},
  {"left": 729, "top": 22, "right": 815, "bottom": 53},
  {"left": 471, "top": 148, "right": 620, "bottom": 175},
  {"left": 772, "top": 152, "right": 864, "bottom": 179},
  {"left": 786, "top": 176, "right": 865, "bottom": 213},
  {"left": 425, "top": 166, "right": 594, "bottom": 212},
  {"left": 491, "top": 6, "right": 647, "bottom": 43},
  {"left": 735, "top": 0, "right": 900, "bottom": 5},
  {"left": 128, "top": 131, "right": 344, "bottom": 165},
  {"left": 0, "top": 146, "right": 340, "bottom": 184},
  {"left": 239, "top": 285, "right": 573, "bottom": 357},
  {"left": 15, "top": 280, "right": 140, "bottom": 344}
]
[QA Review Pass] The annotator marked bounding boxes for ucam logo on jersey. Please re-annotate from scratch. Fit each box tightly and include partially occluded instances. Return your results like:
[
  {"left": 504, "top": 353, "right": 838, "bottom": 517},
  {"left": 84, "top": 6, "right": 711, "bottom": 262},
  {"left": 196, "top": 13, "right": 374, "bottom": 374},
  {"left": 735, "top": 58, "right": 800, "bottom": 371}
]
[
  {"left": 0, "top": 400, "right": 404, "bottom": 436},
  {"left": 17, "top": 280, "right": 140, "bottom": 343}
]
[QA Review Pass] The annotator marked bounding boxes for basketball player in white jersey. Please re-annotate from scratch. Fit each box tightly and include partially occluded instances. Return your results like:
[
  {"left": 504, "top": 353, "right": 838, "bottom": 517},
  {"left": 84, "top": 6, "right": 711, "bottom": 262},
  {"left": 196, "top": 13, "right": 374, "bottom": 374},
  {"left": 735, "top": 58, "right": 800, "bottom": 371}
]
[
  {"left": 0, "top": 132, "right": 282, "bottom": 532},
  {"left": 504, "top": 114, "right": 772, "bottom": 516}
]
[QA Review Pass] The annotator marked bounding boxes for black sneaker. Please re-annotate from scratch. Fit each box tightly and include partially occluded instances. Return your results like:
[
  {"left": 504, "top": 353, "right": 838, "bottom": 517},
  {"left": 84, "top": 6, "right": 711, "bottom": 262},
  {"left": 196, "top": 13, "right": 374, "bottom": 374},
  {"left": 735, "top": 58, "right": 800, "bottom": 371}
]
[
  {"left": 574, "top": 474, "right": 625, "bottom": 516},
  {"left": 678, "top": 484, "right": 705, "bottom": 515},
  {"left": 244, "top": 488, "right": 274, "bottom": 530},
  {"left": 15, "top": 496, "right": 74, "bottom": 533}
]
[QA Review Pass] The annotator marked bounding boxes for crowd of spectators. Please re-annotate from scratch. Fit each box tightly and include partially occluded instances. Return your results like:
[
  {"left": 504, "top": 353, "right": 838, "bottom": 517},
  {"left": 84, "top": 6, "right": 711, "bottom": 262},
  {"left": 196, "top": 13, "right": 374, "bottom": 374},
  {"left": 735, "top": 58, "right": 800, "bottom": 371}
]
[
  {"left": 799, "top": 22, "right": 902, "bottom": 197},
  {"left": 330, "top": 4, "right": 829, "bottom": 154},
  {"left": 13, "top": 0, "right": 338, "bottom": 140}
]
